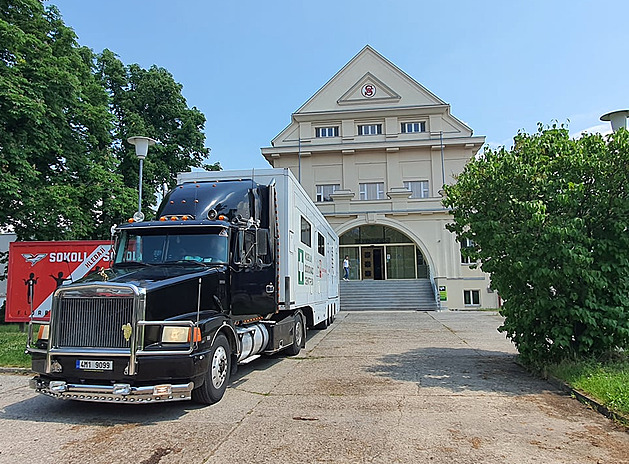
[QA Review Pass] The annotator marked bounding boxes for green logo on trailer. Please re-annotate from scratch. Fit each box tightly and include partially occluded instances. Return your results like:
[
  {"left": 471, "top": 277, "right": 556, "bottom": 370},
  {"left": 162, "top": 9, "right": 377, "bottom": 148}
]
[{"left": 298, "top": 248, "right": 305, "bottom": 285}]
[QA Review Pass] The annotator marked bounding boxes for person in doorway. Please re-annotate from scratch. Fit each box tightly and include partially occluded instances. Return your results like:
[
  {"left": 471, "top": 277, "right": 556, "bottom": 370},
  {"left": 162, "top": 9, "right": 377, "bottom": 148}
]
[{"left": 343, "top": 255, "right": 350, "bottom": 281}]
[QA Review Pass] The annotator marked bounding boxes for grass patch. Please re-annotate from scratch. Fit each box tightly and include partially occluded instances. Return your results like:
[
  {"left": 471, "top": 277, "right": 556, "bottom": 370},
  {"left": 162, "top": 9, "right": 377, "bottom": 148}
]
[
  {"left": 546, "top": 357, "right": 629, "bottom": 417},
  {"left": 0, "top": 324, "right": 31, "bottom": 368}
]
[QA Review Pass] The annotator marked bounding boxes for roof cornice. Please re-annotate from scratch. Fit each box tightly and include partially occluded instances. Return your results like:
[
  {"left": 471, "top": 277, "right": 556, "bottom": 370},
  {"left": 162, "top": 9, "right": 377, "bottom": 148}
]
[
  {"left": 261, "top": 135, "right": 486, "bottom": 157},
  {"left": 291, "top": 104, "right": 450, "bottom": 122}
]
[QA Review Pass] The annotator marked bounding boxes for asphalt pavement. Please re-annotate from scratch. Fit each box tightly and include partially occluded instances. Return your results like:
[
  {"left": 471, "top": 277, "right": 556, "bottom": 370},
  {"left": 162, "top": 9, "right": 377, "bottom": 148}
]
[{"left": 0, "top": 310, "right": 627, "bottom": 464}]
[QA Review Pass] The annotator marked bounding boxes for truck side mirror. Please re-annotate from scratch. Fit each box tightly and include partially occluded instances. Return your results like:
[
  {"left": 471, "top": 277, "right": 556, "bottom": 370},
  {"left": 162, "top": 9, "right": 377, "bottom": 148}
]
[
  {"left": 256, "top": 229, "right": 269, "bottom": 256},
  {"left": 237, "top": 230, "right": 256, "bottom": 267}
]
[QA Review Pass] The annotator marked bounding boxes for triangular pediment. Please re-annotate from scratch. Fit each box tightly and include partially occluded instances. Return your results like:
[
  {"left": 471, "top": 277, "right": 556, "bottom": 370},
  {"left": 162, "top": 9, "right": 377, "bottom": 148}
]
[
  {"left": 337, "top": 72, "right": 401, "bottom": 106},
  {"left": 295, "top": 45, "right": 445, "bottom": 114}
]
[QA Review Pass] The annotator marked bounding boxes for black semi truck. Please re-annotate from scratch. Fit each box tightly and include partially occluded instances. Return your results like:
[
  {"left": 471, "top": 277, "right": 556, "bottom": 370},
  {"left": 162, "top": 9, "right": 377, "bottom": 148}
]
[{"left": 27, "top": 168, "right": 340, "bottom": 405}]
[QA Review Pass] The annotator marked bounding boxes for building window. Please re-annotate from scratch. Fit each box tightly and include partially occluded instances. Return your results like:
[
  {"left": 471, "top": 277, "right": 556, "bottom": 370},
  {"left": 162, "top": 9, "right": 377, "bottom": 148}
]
[
  {"left": 317, "top": 232, "right": 325, "bottom": 256},
  {"left": 359, "top": 182, "right": 385, "bottom": 200},
  {"left": 316, "top": 184, "right": 339, "bottom": 202},
  {"left": 464, "top": 289, "right": 480, "bottom": 306},
  {"left": 401, "top": 121, "right": 426, "bottom": 133},
  {"left": 404, "top": 181, "right": 430, "bottom": 199},
  {"left": 300, "top": 216, "right": 311, "bottom": 246},
  {"left": 315, "top": 126, "right": 339, "bottom": 137},
  {"left": 460, "top": 237, "right": 475, "bottom": 264},
  {"left": 358, "top": 124, "right": 382, "bottom": 136}
]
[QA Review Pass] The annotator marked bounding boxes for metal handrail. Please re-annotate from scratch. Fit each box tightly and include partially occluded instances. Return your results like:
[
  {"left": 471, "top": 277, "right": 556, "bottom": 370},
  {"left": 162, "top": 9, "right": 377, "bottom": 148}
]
[{"left": 428, "top": 266, "right": 441, "bottom": 310}]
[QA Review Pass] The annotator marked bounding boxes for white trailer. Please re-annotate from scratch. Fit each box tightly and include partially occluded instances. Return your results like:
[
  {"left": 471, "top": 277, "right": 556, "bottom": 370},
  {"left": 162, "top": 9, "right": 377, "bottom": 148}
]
[{"left": 178, "top": 168, "right": 340, "bottom": 329}]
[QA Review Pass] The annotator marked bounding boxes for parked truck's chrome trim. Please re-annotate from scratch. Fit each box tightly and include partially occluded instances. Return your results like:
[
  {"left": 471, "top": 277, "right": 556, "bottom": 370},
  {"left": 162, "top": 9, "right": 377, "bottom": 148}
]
[
  {"left": 29, "top": 377, "right": 194, "bottom": 403},
  {"left": 27, "top": 283, "right": 212, "bottom": 375}
]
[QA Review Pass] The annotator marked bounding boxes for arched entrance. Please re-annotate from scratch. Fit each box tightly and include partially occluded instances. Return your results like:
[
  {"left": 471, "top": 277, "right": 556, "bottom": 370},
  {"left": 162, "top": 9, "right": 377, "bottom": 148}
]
[{"left": 339, "top": 225, "right": 428, "bottom": 280}]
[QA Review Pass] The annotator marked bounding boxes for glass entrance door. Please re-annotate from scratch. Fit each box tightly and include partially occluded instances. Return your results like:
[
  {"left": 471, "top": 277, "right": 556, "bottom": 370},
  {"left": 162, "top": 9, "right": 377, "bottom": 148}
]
[
  {"left": 360, "top": 246, "right": 384, "bottom": 280},
  {"left": 361, "top": 247, "right": 373, "bottom": 280},
  {"left": 339, "top": 225, "right": 429, "bottom": 281}
]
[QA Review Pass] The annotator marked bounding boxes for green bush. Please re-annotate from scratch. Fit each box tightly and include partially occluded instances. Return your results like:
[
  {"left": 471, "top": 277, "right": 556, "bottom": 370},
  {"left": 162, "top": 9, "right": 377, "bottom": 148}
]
[{"left": 445, "top": 125, "right": 629, "bottom": 364}]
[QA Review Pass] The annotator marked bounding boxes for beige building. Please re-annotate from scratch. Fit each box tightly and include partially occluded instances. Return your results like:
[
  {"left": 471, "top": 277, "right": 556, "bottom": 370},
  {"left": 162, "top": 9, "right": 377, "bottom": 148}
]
[{"left": 262, "top": 46, "right": 498, "bottom": 310}]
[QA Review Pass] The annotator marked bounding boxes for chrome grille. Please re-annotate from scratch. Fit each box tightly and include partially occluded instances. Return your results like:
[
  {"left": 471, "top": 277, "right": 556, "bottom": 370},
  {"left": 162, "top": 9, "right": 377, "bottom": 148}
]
[{"left": 54, "top": 296, "right": 134, "bottom": 349}]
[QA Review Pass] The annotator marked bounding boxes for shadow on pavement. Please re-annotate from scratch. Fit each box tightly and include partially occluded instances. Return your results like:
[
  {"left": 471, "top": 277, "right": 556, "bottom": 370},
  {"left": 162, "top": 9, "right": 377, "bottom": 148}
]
[
  {"left": 0, "top": 331, "right": 318, "bottom": 425},
  {"left": 0, "top": 359, "right": 283, "bottom": 426},
  {"left": 367, "top": 347, "right": 555, "bottom": 396},
  {"left": 0, "top": 392, "right": 200, "bottom": 425}
]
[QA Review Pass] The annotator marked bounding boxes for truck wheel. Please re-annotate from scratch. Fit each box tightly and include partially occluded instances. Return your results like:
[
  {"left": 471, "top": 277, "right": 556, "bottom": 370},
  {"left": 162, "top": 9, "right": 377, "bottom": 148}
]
[
  {"left": 192, "top": 334, "right": 231, "bottom": 405},
  {"left": 286, "top": 314, "right": 304, "bottom": 356}
]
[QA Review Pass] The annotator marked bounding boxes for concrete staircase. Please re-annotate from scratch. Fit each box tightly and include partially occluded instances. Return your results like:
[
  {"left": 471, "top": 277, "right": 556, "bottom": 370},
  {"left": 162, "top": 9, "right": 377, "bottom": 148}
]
[{"left": 340, "top": 279, "right": 439, "bottom": 311}]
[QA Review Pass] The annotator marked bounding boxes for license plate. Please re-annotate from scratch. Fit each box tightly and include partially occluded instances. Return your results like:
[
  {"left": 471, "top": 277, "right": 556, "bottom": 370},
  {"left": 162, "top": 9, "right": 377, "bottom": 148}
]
[{"left": 76, "top": 360, "right": 113, "bottom": 371}]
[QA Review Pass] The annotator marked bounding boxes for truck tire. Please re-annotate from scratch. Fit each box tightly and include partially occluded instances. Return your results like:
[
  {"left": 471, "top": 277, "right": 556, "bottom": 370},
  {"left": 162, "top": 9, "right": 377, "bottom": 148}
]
[
  {"left": 286, "top": 313, "right": 304, "bottom": 356},
  {"left": 192, "top": 334, "right": 231, "bottom": 405}
]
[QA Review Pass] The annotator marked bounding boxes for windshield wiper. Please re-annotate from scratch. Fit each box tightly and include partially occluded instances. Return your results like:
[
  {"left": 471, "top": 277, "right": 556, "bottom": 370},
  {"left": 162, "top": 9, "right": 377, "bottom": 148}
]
[
  {"left": 116, "top": 261, "right": 155, "bottom": 267},
  {"left": 162, "top": 260, "right": 210, "bottom": 266}
]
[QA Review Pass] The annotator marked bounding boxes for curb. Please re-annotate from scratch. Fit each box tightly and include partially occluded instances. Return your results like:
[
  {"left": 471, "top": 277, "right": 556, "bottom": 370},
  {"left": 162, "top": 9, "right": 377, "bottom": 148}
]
[
  {"left": 0, "top": 367, "right": 32, "bottom": 375},
  {"left": 515, "top": 360, "right": 629, "bottom": 430},
  {"left": 544, "top": 374, "right": 629, "bottom": 430}
]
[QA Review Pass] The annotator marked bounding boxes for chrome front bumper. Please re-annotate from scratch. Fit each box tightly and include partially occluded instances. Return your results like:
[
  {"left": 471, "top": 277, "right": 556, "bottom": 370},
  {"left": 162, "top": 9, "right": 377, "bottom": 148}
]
[{"left": 29, "top": 377, "right": 194, "bottom": 403}]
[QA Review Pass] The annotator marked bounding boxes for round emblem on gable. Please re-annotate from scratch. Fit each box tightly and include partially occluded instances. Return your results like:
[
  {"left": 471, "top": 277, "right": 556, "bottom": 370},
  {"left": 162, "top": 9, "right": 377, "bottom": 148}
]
[{"left": 361, "top": 84, "right": 376, "bottom": 98}]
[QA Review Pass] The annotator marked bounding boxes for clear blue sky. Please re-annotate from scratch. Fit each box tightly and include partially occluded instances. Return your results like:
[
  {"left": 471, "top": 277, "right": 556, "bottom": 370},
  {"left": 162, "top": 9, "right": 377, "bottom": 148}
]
[{"left": 49, "top": 0, "right": 629, "bottom": 170}]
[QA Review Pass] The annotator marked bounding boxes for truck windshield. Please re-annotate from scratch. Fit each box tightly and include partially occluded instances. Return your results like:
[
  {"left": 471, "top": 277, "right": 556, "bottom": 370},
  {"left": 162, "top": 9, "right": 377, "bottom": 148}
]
[{"left": 115, "top": 229, "right": 229, "bottom": 265}]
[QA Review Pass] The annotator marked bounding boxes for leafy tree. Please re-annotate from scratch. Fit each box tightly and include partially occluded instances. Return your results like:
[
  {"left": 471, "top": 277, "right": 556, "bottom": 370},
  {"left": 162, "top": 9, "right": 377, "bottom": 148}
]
[
  {"left": 0, "top": 1, "right": 218, "bottom": 242},
  {"left": 96, "top": 50, "right": 218, "bottom": 217},
  {"left": 444, "top": 125, "right": 629, "bottom": 364},
  {"left": 0, "top": 0, "right": 136, "bottom": 240}
]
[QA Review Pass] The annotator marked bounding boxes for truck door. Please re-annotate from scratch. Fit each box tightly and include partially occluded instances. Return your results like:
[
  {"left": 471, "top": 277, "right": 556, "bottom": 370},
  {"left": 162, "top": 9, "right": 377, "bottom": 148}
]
[
  {"left": 230, "top": 183, "right": 277, "bottom": 319},
  {"left": 230, "top": 228, "right": 277, "bottom": 319}
]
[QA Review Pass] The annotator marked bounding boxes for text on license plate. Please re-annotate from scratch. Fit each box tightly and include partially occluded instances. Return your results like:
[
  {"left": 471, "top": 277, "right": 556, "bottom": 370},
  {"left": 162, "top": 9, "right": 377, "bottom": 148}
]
[{"left": 76, "top": 360, "right": 113, "bottom": 370}]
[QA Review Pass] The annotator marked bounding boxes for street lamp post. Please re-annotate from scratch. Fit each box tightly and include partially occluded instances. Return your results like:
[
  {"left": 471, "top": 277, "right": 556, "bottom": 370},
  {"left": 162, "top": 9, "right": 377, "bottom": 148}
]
[{"left": 127, "top": 136, "right": 156, "bottom": 222}]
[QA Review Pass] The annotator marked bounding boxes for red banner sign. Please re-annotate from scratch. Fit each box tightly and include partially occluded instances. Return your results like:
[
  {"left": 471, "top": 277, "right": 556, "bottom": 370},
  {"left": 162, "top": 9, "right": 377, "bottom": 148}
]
[{"left": 6, "top": 241, "right": 111, "bottom": 322}]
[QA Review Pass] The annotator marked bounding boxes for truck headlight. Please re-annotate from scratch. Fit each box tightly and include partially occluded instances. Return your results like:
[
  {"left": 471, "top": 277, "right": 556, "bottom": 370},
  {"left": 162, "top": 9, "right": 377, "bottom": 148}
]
[
  {"left": 162, "top": 327, "right": 190, "bottom": 343},
  {"left": 37, "top": 325, "right": 49, "bottom": 341},
  {"left": 161, "top": 326, "right": 202, "bottom": 343}
]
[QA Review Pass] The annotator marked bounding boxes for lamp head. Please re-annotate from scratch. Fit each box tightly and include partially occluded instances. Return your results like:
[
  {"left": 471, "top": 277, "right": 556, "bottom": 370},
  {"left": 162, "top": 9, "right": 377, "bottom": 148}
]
[
  {"left": 127, "top": 136, "right": 157, "bottom": 160},
  {"left": 600, "top": 110, "right": 629, "bottom": 133}
]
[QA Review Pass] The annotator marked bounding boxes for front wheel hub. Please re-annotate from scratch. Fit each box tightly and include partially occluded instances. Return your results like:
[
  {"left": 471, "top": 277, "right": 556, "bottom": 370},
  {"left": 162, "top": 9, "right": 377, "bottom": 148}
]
[{"left": 212, "top": 346, "right": 228, "bottom": 389}]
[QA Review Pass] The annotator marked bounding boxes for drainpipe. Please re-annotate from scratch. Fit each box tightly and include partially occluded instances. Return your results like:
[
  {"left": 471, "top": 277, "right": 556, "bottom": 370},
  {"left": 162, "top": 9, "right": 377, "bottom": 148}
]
[
  {"left": 298, "top": 136, "right": 301, "bottom": 184},
  {"left": 440, "top": 131, "right": 445, "bottom": 188}
]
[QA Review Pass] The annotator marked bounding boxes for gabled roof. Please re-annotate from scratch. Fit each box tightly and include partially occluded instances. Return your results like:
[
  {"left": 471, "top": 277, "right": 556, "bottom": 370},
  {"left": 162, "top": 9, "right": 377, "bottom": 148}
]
[
  {"left": 265, "top": 45, "right": 480, "bottom": 151},
  {"left": 295, "top": 45, "right": 446, "bottom": 114}
]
